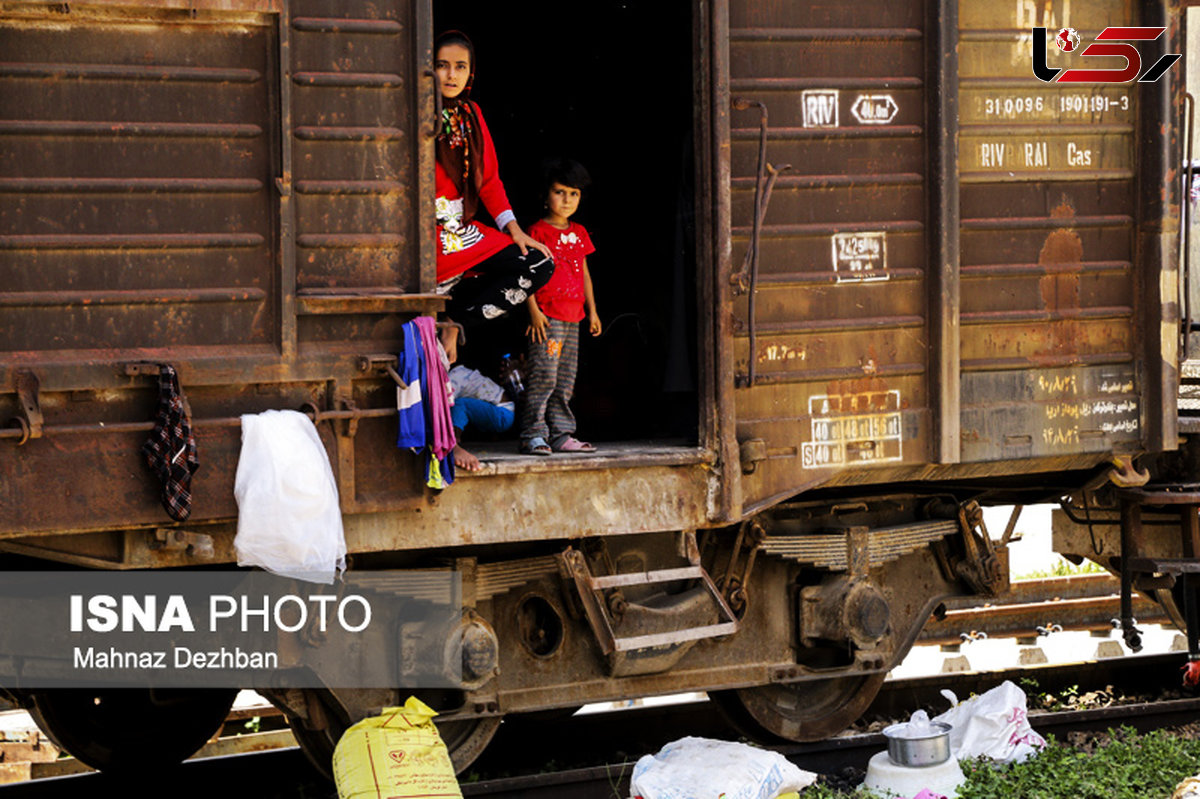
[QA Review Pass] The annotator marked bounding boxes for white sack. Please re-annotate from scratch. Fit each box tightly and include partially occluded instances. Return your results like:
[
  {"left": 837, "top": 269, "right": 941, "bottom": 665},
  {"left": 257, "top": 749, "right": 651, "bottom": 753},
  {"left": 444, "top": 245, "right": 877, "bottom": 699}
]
[
  {"left": 234, "top": 409, "right": 346, "bottom": 584},
  {"left": 1171, "top": 774, "right": 1200, "bottom": 799},
  {"left": 933, "top": 679, "right": 1046, "bottom": 764},
  {"left": 630, "top": 736, "right": 816, "bottom": 799}
]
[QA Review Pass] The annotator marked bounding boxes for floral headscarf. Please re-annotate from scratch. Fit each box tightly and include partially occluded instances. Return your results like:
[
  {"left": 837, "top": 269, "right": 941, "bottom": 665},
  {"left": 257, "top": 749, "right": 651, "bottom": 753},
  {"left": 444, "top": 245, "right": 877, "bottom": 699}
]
[{"left": 435, "top": 30, "right": 486, "bottom": 224}]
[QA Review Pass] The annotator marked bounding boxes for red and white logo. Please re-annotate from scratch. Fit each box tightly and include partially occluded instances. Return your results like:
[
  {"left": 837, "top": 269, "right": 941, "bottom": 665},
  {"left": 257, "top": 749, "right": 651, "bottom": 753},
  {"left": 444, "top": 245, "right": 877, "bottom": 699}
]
[
  {"left": 1032, "top": 26, "right": 1181, "bottom": 83},
  {"left": 1055, "top": 27, "right": 1080, "bottom": 52}
]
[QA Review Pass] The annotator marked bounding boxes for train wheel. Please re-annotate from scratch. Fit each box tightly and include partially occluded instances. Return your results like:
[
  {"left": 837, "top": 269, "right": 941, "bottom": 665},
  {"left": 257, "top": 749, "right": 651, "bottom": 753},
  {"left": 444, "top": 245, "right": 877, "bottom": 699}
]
[
  {"left": 711, "top": 673, "right": 886, "bottom": 742},
  {"left": 440, "top": 715, "right": 504, "bottom": 773},
  {"left": 1154, "top": 586, "right": 1187, "bottom": 632},
  {"left": 290, "top": 696, "right": 501, "bottom": 779},
  {"left": 26, "top": 688, "right": 237, "bottom": 774}
]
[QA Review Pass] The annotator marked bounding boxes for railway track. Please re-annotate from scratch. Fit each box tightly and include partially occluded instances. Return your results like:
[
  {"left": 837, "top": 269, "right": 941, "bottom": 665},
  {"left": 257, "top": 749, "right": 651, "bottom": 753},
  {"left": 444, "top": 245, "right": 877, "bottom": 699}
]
[
  {"left": 462, "top": 651, "right": 1200, "bottom": 798},
  {"left": 918, "top": 573, "right": 1169, "bottom": 645},
  {"left": 2, "top": 651, "right": 1195, "bottom": 798},
  {"left": 460, "top": 695, "right": 1200, "bottom": 799}
]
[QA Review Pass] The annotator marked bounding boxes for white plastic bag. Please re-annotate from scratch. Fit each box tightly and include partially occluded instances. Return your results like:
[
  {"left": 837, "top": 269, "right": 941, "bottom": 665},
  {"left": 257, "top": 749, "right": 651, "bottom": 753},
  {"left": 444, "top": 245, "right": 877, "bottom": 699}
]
[
  {"left": 1171, "top": 774, "right": 1200, "bottom": 799},
  {"left": 630, "top": 736, "right": 816, "bottom": 799},
  {"left": 933, "top": 680, "right": 1045, "bottom": 764},
  {"left": 234, "top": 409, "right": 346, "bottom": 584}
]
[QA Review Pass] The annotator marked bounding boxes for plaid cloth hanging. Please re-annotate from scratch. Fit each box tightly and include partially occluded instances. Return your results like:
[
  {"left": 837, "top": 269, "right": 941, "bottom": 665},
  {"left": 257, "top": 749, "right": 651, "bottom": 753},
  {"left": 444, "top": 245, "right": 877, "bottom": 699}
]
[{"left": 141, "top": 364, "right": 199, "bottom": 521}]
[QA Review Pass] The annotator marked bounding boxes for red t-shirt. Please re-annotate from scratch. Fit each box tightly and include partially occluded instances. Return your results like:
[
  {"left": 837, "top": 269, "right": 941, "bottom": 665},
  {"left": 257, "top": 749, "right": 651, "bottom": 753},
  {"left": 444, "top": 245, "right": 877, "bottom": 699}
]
[
  {"left": 529, "top": 220, "right": 595, "bottom": 323},
  {"left": 434, "top": 101, "right": 515, "bottom": 283}
]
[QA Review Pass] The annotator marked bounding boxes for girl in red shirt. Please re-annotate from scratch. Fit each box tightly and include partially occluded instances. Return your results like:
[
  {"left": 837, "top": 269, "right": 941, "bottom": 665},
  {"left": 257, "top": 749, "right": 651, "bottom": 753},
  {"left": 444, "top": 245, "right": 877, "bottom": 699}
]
[
  {"left": 433, "top": 31, "right": 553, "bottom": 360},
  {"left": 520, "top": 158, "right": 600, "bottom": 455}
]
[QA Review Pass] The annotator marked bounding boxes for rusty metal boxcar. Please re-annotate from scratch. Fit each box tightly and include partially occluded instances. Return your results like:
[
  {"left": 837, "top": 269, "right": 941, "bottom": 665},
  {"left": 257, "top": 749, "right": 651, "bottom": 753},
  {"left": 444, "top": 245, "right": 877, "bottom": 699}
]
[{"left": 0, "top": 0, "right": 1193, "bottom": 777}]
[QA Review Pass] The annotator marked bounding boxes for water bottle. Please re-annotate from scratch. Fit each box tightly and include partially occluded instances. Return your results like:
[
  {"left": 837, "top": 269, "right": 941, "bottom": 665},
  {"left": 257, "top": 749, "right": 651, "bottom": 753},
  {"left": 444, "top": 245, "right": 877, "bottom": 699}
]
[{"left": 501, "top": 353, "right": 524, "bottom": 400}]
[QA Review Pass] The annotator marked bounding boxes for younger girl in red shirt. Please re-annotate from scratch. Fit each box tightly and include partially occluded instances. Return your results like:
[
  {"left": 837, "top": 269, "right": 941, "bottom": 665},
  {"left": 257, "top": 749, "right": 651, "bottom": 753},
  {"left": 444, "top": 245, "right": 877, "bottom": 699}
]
[
  {"left": 520, "top": 159, "right": 600, "bottom": 455},
  {"left": 433, "top": 31, "right": 553, "bottom": 360}
]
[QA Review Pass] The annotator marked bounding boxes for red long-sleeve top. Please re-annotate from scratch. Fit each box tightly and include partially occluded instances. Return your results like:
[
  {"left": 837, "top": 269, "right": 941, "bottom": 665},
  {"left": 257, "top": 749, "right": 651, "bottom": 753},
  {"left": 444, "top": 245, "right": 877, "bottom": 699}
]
[{"left": 434, "top": 102, "right": 515, "bottom": 283}]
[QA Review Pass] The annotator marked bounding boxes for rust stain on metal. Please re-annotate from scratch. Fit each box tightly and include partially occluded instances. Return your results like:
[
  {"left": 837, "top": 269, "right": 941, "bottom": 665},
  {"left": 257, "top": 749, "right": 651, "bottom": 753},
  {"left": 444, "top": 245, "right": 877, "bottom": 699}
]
[
  {"left": 823, "top": 376, "right": 893, "bottom": 402},
  {"left": 1037, "top": 201, "right": 1084, "bottom": 268},
  {"left": 824, "top": 346, "right": 903, "bottom": 409},
  {"left": 1035, "top": 200, "right": 1083, "bottom": 360}
]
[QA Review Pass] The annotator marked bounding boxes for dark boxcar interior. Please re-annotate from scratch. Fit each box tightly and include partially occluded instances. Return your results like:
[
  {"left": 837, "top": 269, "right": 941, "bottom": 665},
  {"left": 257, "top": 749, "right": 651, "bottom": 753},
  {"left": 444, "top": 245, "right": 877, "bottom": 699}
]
[{"left": 435, "top": 0, "right": 699, "bottom": 443}]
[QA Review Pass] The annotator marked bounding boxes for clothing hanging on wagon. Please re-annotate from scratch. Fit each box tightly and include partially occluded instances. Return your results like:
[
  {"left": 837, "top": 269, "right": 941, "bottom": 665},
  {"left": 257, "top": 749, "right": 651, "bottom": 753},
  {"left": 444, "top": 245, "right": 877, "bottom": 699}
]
[
  {"left": 233, "top": 409, "right": 346, "bottom": 585},
  {"left": 417, "top": 317, "right": 456, "bottom": 462},
  {"left": 395, "top": 317, "right": 456, "bottom": 489},
  {"left": 397, "top": 322, "right": 426, "bottom": 449},
  {"left": 141, "top": 363, "right": 199, "bottom": 522}
]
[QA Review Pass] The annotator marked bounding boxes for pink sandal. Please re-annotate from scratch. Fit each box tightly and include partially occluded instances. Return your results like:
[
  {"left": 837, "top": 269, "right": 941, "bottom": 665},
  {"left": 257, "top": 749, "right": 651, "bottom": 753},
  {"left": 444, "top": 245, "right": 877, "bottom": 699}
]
[{"left": 553, "top": 436, "right": 595, "bottom": 453}]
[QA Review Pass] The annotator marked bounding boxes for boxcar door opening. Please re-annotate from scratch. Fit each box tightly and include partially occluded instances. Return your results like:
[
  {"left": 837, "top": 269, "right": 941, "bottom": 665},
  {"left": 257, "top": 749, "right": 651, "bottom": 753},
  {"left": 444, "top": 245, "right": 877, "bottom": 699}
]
[{"left": 433, "top": 0, "right": 703, "bottom": 456}]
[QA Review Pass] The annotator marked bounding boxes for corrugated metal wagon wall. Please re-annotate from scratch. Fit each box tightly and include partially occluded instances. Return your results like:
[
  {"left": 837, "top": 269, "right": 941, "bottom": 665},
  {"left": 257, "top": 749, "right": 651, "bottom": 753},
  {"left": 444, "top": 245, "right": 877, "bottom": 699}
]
[
  {"left": 288, "top": 0, "right": 434, "bottom": 352},
  {"left": 721, "top": 0, "right": 1178, "bottom": 512},
  {"left": 0, "top": 0, "right": 436, "bottom": 537},
  {"left": 957, "top": 0, "right": 1145, "bottom": 463},
  {"left": 0, "top": 0, "right": 432, "bottom": 362},
  {"left": 726, "top": 1, "right": 937, "bottom": 512},
  {"left": 0, "top": 5, "right": 279, "bottom": 356}
]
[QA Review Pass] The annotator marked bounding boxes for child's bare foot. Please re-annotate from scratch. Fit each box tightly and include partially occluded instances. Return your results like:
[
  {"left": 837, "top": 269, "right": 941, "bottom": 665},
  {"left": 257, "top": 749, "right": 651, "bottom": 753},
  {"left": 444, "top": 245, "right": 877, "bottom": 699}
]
[{"left": 453, "top": 444, "right": 481, "bottom": 472}]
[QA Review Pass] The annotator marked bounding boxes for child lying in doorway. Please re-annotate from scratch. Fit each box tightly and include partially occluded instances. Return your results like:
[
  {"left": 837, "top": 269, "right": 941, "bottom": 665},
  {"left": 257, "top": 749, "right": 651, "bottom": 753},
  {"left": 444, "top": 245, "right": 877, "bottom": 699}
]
[{"left": 448, "top": 363, "right": 515, "bottom": 472}]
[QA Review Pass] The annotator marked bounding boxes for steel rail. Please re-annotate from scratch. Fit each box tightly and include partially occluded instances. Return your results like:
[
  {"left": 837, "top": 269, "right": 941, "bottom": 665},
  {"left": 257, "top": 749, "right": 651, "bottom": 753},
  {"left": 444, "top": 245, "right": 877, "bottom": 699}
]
[
  {"left": 458, "top": 695, "right": 1200, "bottom": 799},
  {"left": 919, "top": 573, "right": 1170, "bottom": 645},
  {"left": 5, "top": 653, "right": 1198, "bottom": 797}
]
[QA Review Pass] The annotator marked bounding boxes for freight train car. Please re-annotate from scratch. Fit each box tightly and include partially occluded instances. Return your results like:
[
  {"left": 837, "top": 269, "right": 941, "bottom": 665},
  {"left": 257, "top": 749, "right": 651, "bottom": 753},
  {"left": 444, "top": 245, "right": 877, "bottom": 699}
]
[{"left": 0, "top": 0, "right": 1191, "bottom": 776}]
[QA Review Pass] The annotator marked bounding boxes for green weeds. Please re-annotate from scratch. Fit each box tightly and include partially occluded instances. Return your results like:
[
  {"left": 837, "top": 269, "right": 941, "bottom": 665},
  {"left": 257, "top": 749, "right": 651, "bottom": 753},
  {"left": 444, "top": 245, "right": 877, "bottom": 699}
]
[
  {"left": 1018, "top": 677, "right": 1113, "bottom": 712},
  {"left": 803, "top": 727, "right": 1200, "bottom": 798},
  {"left": 956, "top": 728, "right": 1200, "bottom": 799},
  {"left": 1012, "top": 557, "right": 1106, "bottom": 581}
]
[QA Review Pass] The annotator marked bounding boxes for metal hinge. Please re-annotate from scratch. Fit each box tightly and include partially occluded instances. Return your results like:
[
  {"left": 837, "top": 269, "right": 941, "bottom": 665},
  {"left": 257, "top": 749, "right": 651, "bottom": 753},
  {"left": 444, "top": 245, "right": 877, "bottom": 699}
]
[{"left": 11, "top": 370, "right": 44, "bottom": 445}]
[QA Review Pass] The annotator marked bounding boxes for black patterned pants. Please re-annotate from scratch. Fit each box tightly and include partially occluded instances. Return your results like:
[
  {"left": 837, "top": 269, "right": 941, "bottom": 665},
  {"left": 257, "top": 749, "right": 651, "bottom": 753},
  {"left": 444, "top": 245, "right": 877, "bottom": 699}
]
[{"left": 444, "top": 245, "right": 554, "bottom": 324}]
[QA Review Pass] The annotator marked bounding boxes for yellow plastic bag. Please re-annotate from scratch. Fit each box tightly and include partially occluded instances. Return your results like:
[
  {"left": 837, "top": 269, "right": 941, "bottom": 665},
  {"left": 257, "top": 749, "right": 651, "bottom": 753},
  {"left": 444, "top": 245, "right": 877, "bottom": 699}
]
[{"left": 333, "top": 697, "right": 462, "bottom": 799}]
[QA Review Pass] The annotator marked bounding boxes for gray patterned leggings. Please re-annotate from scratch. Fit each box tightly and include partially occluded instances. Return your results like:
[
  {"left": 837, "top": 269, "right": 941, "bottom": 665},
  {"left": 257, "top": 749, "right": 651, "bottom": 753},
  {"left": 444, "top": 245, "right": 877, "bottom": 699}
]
[{"left": 520, "top": 317, "right": 580, "bottom": 445}]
